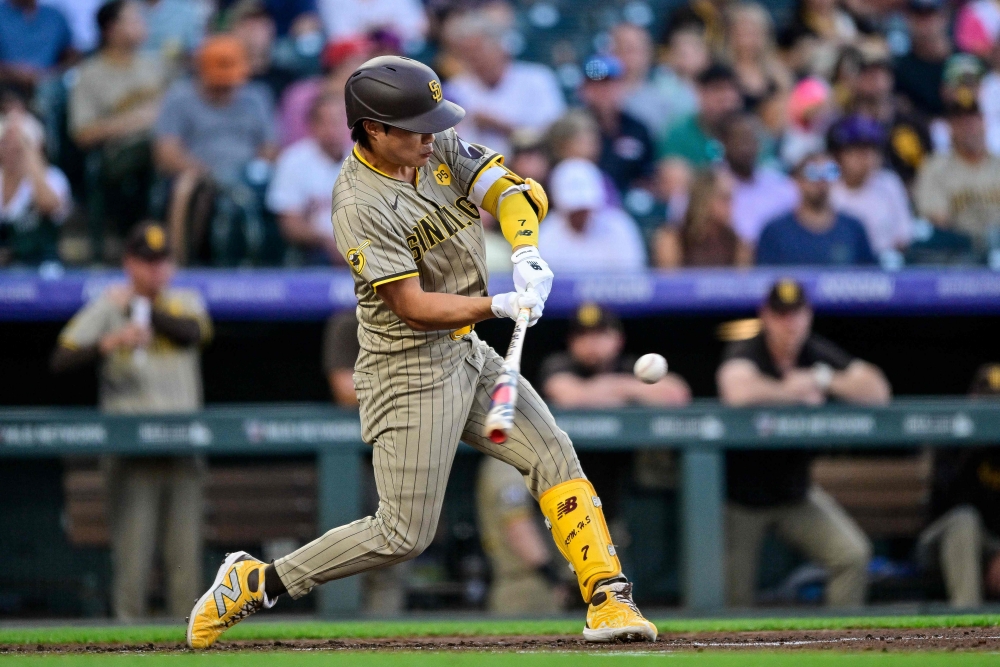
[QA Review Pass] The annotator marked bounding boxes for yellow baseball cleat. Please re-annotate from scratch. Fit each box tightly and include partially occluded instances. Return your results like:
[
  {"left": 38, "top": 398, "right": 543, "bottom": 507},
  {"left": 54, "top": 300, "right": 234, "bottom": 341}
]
[
  {"left": 583, "top": 580, "right": 658, "bottom": 642},
  {"left": 186, "top": 551, "right": 275, "bottom": 649}
]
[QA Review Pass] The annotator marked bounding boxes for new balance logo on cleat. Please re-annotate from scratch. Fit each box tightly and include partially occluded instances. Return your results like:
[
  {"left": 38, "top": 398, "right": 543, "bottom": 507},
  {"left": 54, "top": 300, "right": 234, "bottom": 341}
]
[
  {"left": 214, "top": 569, "right": 242, "bottom": 616},
  {"left": 556, "top": 496, "right": 578, "bottom": 518}
]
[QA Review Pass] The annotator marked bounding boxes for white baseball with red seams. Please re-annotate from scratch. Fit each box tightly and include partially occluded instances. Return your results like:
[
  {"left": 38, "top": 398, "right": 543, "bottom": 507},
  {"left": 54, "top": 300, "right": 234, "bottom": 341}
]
[{"left": 634, "top": 353, "right": 668, "bottom": 384}]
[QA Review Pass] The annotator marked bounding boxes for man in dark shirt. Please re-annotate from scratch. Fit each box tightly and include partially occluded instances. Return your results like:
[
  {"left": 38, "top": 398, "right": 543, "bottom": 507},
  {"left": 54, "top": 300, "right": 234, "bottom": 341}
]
[
  {"left": 716, "top": 279, "right": 891, "bottom": 607},
  {"left": 756, "top": 152, "right": 877, "bottom": 266},
  {"left": 577, "top": 54, "right": 656, "bottom": 196},
  {"left": 917, "top": 363, "right": 1000, "bottom": 607},
  {"left": 893, "top": 0, "right": 952, "bottom": 117}
]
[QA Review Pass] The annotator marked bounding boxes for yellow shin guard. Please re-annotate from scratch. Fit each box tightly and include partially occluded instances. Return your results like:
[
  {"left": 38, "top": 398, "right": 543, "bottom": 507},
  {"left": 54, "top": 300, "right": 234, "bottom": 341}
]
[{"left": 539, "top": 478, "right": 621, "bottom": 602}]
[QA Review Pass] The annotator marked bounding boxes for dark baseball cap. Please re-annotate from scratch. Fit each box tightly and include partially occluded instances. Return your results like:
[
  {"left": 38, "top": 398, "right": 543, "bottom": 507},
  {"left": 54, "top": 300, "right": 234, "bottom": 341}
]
[
  {"left": 569, "top": 303, "right": 622, "bottom": 335},
  {"left": 125, "top": 222, "right": 171, "bottom": 261},
  {"left": 582, "top": 54, "right": 624, "bottom": 83},
  {"left": 697, "top": 62, "right": 736, "bottom": 86},
  {"left": 907, "top": 0, "right": 944, "bottom": 13},
  {"left": 765, "top": 279, "right": 809, "bottom": 313}
]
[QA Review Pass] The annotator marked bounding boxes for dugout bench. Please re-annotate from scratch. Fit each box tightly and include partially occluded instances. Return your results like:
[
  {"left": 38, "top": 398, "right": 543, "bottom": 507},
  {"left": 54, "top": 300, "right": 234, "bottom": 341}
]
[{"left": 1, "top": 399, "right": 996, "bottom": 615}]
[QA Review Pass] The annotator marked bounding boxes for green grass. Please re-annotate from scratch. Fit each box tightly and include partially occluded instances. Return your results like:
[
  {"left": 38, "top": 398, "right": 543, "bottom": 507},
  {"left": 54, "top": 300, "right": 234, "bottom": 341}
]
[
  {"left": 0, "top": 615, "right": 997, "bottom": 646},
  {"left": 1, "top": 653, "right": 1000, "bottom": 666}
]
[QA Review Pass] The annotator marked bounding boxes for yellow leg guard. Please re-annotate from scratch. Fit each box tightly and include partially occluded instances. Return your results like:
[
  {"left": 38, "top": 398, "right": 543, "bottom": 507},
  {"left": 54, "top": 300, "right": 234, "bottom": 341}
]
[{"left": 539, "top": 478, "right": 621, "bottom": 602}]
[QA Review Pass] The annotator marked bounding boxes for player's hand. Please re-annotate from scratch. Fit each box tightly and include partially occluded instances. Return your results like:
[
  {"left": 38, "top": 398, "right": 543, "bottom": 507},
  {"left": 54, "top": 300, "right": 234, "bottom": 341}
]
[
  {"left": 100, "top": 323, "right": 151, "bottom": 354},
  {"left": 511, "top": 246, "right": 554, "bottom": 303},
  {"left": 491, "top": 290, "right": 542, "bottom": 326},
  {"left": 783, "top": 370, "right": 825, "bottom": 405}
]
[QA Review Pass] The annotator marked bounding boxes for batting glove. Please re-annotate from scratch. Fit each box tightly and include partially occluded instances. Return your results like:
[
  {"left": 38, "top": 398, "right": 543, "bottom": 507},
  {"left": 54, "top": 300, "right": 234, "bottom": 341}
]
[
  {"left": 511, "top": 246, "right": 554, "bottom": 303},
  {"left": 491, "top": 290, "right": 543, "bottom": 327}
]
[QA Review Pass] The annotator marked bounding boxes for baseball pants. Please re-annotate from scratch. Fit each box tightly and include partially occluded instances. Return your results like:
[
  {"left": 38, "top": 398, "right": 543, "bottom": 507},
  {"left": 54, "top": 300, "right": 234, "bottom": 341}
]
[
  {"left": 725, "top": 486, "right": 872, "bottom": 607},
  {"left": 274, "top": 334, "right": 584, "bottom": 599},
  {"left": 917, "top": 505, "right": 1000, "bottom": 607}
]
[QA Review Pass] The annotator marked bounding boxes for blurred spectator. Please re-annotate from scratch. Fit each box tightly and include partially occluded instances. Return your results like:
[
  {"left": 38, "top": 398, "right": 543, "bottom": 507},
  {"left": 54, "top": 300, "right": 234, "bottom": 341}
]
[
  {"left": 42, "top": 0, "right": 105, "bottom": 53},
  {"left": 0, "top": 0, "right": 77, "bottom": 95},
  {"left": 850, "top": 52, "right": 932, "bottom": 186},
  {"left": 540, "top": 304, "right": 691, "bottom": 408},
  {"left": 445, "top": 12, "right": 564, "bottom": 159},
  {"left": 71, "top": 0, "right": 167, "bottom": 239},
  {"left": 723, "top": 3, "right": 792, "bottom": 111},
  {"left": 258, "top": 0, "right": 321, "bottom": 38},
  {"left": 538, "top": 158, "right": 647, "bottom": 273},
  {"left": 664, "top": 0, "right": 730, "bottom": 54},
  {"left": 756, "top": 152, "right": 877, "bottom": 265},
  {"left": 323, "top": 309, "right": 359, "bottom": 406},
  {"left": 612, "top": 23, "right": 698, "bottom": 143},
  {"left": 50, "top": 222, "right": 212, "bottom": 620},
  {"left": 658, "top": 63, "right": 741, "bottom": 168},
  {"left": 956, "top": 0, "right": 1000, "bottom": 154},
  {"left": 231, "top": 3, "right": 297, "bottom": 99},
  {"left": 717, "top": 278, "right": 888, "bottom": 607},
  {"left": 778, "top": 0, "right": 858, "bottom": 78},
  {"left": 720, "top": 111, "right": 799, "bottom": 244},
  {"left": 578, "top": 54, "right": 655, "bottom": 194},
  {"left": 654, "top": 168, "right": 752, "bottom": 267},
  {"left": 476, "top": 456, "right": 567, "bottom": 614},
  {"left": 139, "top": 0, "right": 208, "bottom": 68},
  {"left": 545, "top": 109, "right": 601, "bottom": 164},
  {"left": 917, "top": 363, "right": 1000, "bottom": 608},
  {"left": 894, "top": 0, "right": 951, "bottom": 117},
  {"left": 154, "top": 35, "right": 277, "bottom": 262},
  {"left": 780, "top": 76, "right": 834, "bottom": 169},
  {"left": 0, "top": 111, "right": 71, "bottom": 266},
  {"left": 913, "top": 93, "right": 1000, "bottom": 253},
  {"left": 828, "top": 115, "right": 913, "bottom": 255},
  {"left": 278, "top": 35, "right": 374, "bottom": 146},
  {"left": 317, "top": 0, "right": 427, "bottom": 46},
  {"left": 266, "top": 94, "right": 346, "bottom": 265}
]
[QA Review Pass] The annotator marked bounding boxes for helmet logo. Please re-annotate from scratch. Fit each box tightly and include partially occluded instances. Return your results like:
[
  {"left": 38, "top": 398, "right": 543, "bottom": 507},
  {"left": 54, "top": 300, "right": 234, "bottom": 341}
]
[{"left": 428, "top": 80, "right": 443, "bottom": 103}]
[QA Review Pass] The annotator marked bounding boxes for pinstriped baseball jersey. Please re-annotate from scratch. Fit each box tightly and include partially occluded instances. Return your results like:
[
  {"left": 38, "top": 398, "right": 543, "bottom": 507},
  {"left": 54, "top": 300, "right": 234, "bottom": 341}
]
[{"left": 331, "top": 127, "right": 500, "bottom": 353}]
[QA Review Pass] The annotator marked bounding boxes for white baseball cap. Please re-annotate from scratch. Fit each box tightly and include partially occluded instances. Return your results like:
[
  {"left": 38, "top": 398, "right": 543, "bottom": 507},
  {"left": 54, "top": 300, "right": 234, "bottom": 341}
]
[{"left": 550, "top": 158, "right": 604, "bottom": 212}]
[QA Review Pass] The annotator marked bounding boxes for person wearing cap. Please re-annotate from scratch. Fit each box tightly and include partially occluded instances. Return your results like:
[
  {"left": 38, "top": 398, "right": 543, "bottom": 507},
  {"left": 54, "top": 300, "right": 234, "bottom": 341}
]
[
  {"left": 828, "top": 114, "right": 913, "bottom": 255},
  {"left": 893, "top": 0, "right": 952, "bottom": 116},
  {"left": 0, "top": 110, "right": 72, "bottom": 266},
  {"left": 187, "top": 55, "right": 660, "bottom": 648},
  {"left": 154, "top": 34, "right": 278, "bottom": 263},
  {"left": 913, "top": 90, "right": 1000, "bottom": 252},
  {"left": 658, "top": 62, "right": 742, "bottom": 168},
  {"left": 444, "top": 10, "right": 565, "bottom": 160},
  {"left": 70, "top": 0, "right": 168, "bottom": 250},
  {"left": 266, "top": 93, "right": 348, "bottom": 265},
  {"left": 50, "top": 221, "right": 213, "bottom": 619},
  {"left": 577, "top": 53, "right": 656, "bottom": 195},
  {"left": 756, "top": 151, "right": 877, "bottom": 266},
  {"left": 916, "top": 362, "right": 1000, "bottom": 608},
  {"left": 717, "top": 278, "right": 890, "bottom": 607},
  {"left": 538, "top": 158, "right": 647, "bottom": 273}
]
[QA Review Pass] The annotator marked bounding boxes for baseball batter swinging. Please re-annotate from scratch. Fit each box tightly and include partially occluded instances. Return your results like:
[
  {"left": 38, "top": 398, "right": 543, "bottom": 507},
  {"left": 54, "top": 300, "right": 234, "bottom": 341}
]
[{"left": 188, "top": 56, "right": 657, "bottom": 647}]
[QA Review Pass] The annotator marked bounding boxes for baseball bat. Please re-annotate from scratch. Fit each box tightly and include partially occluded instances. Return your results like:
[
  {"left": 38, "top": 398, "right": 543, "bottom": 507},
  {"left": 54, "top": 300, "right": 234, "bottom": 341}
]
[{"left": 483, "top": 306, "right": 532, "bottom": 444}]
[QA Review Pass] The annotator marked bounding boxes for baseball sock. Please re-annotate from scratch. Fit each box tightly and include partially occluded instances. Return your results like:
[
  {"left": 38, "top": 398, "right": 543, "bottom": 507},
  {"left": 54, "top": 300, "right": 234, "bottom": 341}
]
[{"left": 264, "top": 564, "right": 287, "bottom": 600}]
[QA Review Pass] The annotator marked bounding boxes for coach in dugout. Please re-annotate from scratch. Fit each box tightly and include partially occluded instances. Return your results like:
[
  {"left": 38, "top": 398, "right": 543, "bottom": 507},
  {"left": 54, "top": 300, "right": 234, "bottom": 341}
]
[
  {"left": 716, "top": 279, "right": 890, "bottom": 607},
  {"left": 50, "top": 222, "right": 212, "bottom": 620}
]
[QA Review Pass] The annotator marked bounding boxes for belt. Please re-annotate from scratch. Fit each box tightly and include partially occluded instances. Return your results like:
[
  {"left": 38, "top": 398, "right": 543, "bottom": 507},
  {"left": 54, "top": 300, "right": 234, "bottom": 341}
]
[{"left": 450, "top": 324, "right": 474, "bottom": 340}]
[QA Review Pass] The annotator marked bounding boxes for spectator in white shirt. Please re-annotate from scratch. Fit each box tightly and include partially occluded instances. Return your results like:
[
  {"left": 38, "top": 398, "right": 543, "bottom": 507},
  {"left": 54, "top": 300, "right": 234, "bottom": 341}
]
[
  {"left": 266, "top": 94, "right": 347, "bottom": 265},
  {"left": 539, "top": 158, "right": 647, "bottom": 273},
  {"left": 444, "top": 11, "right": 565, "bottom": 159},
  {"left": 720, "top": 111, "right": 799, "bottom": 245},
  {"left": 828, "top": 115, "right": 912, "bottom": 255}
]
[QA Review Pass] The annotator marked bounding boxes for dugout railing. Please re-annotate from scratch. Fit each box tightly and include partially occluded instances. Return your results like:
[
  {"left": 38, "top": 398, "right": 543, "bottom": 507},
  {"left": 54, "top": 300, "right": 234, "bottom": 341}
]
[{"left": 1, "top": 399, "right": 995, "bottom": 615}]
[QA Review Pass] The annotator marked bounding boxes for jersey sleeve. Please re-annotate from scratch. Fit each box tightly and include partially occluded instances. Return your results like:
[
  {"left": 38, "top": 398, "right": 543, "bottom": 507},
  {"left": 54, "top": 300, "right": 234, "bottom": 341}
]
[
  {"left": 58, "top": 297, "right": 116, "bottom": 349},
  {"left": 434, "top": 127, "right": 502, "bottom": 196},
  {"left": 332, "top": 202, "right": 419, "bottom": 290}
]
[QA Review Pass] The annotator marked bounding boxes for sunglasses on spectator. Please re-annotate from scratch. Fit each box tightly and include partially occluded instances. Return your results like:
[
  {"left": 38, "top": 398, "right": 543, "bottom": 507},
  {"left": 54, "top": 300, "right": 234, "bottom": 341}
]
[{"left": 802, "top": 161, "right": 840, "bottom": 183}]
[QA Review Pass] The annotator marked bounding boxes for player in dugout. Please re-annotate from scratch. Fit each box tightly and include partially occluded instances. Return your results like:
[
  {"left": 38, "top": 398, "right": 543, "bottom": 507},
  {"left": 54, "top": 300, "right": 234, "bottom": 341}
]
[
  {"left": 716, "top": 278, "right": 891, "bottom": 607},
  {"left": 187, "top": 56, "right": 658, "bottom": 647}
]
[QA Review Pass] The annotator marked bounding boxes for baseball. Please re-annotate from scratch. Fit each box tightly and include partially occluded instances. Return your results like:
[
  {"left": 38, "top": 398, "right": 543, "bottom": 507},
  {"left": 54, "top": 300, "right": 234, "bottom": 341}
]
[{"left": 634, "top": 353, "right": 668, "bottom": 384}]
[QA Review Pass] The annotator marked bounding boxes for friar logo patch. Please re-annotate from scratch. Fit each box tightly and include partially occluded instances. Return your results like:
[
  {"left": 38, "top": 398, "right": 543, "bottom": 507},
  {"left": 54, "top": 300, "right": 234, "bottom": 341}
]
[{"left": 347, "top": 240, "right": 371, "bottom": 274}]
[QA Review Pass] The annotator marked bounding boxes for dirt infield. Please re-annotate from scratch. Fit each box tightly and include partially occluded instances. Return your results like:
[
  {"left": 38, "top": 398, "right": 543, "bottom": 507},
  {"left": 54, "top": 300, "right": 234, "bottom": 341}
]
[{"left": 2, "top": 627, "right": 999, "bottom": 654}]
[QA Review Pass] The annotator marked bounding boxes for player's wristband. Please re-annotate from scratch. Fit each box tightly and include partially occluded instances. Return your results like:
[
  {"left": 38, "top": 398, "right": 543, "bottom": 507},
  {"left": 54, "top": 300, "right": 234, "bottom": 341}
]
[{"left": 535, "top": 560, "right": 562, "bottom": 586}]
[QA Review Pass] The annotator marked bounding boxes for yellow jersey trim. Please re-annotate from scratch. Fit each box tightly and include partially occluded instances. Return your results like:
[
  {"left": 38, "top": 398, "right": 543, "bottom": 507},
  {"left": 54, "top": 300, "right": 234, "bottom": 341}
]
[
  {"left": 353, "top": 145, "right": 420, "bottom": 186},
  {"left": 371, "top": 270, "right": 419, "bottom": 291}
]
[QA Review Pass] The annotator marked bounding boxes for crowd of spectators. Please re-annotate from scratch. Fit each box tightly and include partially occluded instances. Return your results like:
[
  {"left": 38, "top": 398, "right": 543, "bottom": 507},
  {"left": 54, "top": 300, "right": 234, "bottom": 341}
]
[{"left": 0, "top": 0, "right": 999, "bottom": 270}]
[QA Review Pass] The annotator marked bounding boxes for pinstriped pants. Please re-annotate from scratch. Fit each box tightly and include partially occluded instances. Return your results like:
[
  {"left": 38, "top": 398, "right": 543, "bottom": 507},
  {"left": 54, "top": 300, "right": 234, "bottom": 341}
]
[{"left": 274, "top": 333, "right": 584, "bottom": 599}]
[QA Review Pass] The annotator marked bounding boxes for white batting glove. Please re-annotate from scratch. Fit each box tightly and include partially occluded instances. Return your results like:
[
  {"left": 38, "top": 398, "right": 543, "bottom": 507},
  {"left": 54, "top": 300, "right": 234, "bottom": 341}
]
[
  {"left": 511, "top": 246, "right": 554, "bottom": 303},
  {"left": 491, "top": 290, "right": 543, "bottom": 327}
]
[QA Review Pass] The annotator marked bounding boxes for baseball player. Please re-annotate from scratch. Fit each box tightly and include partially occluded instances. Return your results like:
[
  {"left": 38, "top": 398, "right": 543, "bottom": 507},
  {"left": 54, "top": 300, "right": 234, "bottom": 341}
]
[{"left": 188, "top": 56, "right": 657, "bottom": 647}]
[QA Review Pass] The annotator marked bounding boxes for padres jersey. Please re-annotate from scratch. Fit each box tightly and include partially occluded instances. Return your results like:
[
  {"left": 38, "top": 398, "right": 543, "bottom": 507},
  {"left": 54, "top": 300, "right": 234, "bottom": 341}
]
[{"left": 331, "top": 128, "right": 500, "bottom": 354}]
